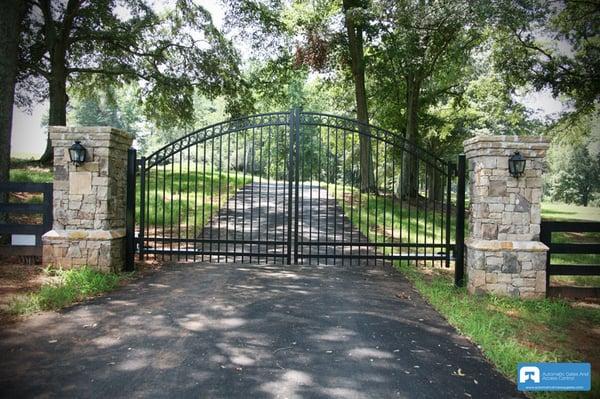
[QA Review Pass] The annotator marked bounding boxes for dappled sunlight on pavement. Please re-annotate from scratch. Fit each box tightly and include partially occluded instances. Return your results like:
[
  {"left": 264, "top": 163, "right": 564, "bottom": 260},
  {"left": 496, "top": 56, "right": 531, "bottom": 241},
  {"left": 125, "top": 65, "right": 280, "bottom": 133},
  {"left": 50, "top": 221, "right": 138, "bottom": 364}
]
[{"left": 0, "top": 261, "right": 521, "bottom": 398}]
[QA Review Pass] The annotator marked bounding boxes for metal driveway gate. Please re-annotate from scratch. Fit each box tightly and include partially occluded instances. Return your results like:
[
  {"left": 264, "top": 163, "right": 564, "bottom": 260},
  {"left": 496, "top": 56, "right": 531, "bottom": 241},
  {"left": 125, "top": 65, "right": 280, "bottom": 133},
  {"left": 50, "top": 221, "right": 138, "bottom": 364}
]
[{"left": 126, "top": 109, "right": 465, "bottom": 280}]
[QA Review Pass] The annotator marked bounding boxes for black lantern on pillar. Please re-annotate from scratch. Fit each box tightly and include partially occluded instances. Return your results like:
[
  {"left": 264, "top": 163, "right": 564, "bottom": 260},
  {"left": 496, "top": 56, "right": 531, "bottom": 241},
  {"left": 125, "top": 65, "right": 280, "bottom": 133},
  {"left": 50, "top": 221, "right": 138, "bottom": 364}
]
[
  {"left": 69, "top": 141, "right": 87, "bottom": 166},
  {"left": 508, "top": 151, "right": 526, "bottom": 178}
]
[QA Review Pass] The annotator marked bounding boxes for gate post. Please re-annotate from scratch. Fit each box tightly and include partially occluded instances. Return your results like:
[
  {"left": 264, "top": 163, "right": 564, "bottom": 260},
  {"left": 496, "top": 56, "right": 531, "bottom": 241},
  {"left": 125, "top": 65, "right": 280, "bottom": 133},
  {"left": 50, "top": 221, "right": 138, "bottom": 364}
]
[
  {"left": 124, "top": 148, "right": 136, "bottom": 272},
  {"left": 42, "top": 126, "right": 134, "bottom": 272},
  {"left": 463, "top": 136, "right": 549, "bottom": 298},
  {"left": 454, "top": 154, "right": 466, "bottom": 287}
]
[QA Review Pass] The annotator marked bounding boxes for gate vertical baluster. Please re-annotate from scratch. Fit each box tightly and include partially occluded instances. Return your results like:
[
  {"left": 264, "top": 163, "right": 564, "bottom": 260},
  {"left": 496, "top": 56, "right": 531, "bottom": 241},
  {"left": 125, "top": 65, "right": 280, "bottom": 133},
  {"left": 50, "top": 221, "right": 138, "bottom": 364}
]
[
  {"left": 210, "top": 137, "right": 215, "bottom": 260},
  {"left": 156, "top": 160, "right": 160, "bottom": 258},
  {"left": 432, "top": 167, "right": 437, "bottom": 264},
  {"left": 218, "top": 134, "right": 223, "bottom": 260},
  {"left": 327, "top": 125, "right": 331, "bottom": 262},
  {"left": 398, "top": 146, "right": 404, "bottom": 253},
  {"left": 250, "top": 127, "right": 255, "bottom": 263},
  {"left": 193, "top": 141, "right": 199, "bottom": 262},
  {"left": 178, "top": 151, "right": 183, "bottom": 257},
  {"left": 455, "top": 154, "right": 466, "bottom": 287},
  {"left": 407, "top": 149, "right": 412, "bottom": 259},
  {"left": 374, "top": 139, "right": 379, "bottom": 261},
  {"left": 293, "top": 109, "right": 301, "bottom": 264},
  {"left": 169, "top": 154, "right": 175, "bottom": 260},
  {"left": 383, "top": 143, "right": 387, "bottom": 256},
  {"left": 415, "top": 158, "right": 420, "bottom": 262},
  {"left": 440, "top": 163, "right": 446, "bottom": 265},
  {"left": 343, "top": 130, "right": 349, "bottom": 261},
  {"left": 234, "top": 129, "right": 240, "bottom": 263},
  {"left": 265, "top": 126, "right": 271, "bottom": 262},
  {"left": 226, "top": 130, "right": 231, "bottom": 261},
  {"left": 316, "top": 126, "right": 321, "bottom": 262},
  {"left": 186, "top": 146, "right": 191, "bottom": 260},
  {"left": 257, "top": 125, "right": 263, "bottom": 263},
  {"left": 202, "top": 141, "right": 207, "bottom": 262},
  {"left": 391, "top": 149, "right": 395, "bottom": 255},
  {"left": 287, "top": 110, "right": 295, "bottom": 265},
  {"left": 423, "top": 162, "right": 429, "bottom": 264},
  {"left": 139, "top": 156, "right": 146, "bottom": 261},
  {"left": 445, "top": 162, "right": 453, "bottom": 269}
]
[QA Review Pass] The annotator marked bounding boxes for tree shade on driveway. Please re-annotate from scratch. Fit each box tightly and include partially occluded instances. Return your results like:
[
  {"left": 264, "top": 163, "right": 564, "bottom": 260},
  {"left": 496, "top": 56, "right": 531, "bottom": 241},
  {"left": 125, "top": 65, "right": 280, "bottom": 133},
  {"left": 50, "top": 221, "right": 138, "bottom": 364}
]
[{"left": 0, "top": 261, "right": 521, "bottom": 398}]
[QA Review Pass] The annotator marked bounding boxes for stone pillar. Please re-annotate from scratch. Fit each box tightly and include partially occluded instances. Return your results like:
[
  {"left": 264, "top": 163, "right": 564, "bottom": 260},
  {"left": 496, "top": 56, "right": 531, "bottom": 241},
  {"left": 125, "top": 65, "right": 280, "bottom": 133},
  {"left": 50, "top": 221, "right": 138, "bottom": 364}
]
[
  {"left": 42, "top": 127, "right": 133, "bottom": 272},
  {"left": 464, "top": 136, "right": 549, "bottom": 298}
]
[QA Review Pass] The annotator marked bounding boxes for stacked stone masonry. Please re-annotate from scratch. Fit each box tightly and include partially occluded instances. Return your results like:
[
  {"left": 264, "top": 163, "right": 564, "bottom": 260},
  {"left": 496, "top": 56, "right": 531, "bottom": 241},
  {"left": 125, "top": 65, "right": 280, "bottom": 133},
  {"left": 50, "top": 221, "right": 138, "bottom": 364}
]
[
  {"left": 42, "top": 127, "right": 133, "bottom": 272},
  {"left": 464, "top": 136, "right": 549, "bottom": 298}
]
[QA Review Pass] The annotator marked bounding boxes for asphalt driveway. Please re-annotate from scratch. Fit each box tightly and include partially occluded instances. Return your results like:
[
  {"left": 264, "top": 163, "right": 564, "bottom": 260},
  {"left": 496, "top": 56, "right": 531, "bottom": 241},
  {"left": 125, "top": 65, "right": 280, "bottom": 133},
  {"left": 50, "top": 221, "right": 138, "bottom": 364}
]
[{"left": 0, "top": 261, "right": 521, "bottom": 398}]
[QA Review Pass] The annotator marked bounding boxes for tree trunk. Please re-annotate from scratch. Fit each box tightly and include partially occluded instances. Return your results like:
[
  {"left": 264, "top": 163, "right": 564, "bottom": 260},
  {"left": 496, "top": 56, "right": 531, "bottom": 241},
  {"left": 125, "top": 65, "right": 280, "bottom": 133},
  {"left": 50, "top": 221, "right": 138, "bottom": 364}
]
[
  {"left": 343, "top": 0, "right": 375, "bottom": 192},
  {"left": 397, "top": 75, "right": 421, "bottom": 199},
  {"left": 427, "top": 165, "right": 444, "bottom": 203},
  {"left": 0, "top": 0, "right": 27, "bottom": 183},
  {"left": 39, "top": 46, "right": 68, "bottom": 165}
]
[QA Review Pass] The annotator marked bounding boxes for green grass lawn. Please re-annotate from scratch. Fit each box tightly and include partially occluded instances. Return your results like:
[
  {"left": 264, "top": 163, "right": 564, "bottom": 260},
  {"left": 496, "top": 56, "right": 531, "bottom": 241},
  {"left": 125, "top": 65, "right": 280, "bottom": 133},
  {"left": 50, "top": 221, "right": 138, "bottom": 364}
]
[
  {"left": 10, "top": 167, "right": 53, "bottom": 183},
  {"left": 8, "top": 267, "right": 128, "bottom": 315},
  {"left": 137, "top": 165, "right": 252, "bottom": 237},
  {"left": 324, "top": 183, "right": 455, "bottom": 251},
  {"left": 542, "top": 202, "right": 600, "bottom": 222}
]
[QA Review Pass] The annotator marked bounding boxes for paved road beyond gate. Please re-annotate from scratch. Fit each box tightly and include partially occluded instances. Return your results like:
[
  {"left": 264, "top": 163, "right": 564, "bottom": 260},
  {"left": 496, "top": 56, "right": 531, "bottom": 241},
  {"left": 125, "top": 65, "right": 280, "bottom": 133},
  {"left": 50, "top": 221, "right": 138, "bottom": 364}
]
[{"left": 126, "top": 110, "right": 465, "bottom": 278}]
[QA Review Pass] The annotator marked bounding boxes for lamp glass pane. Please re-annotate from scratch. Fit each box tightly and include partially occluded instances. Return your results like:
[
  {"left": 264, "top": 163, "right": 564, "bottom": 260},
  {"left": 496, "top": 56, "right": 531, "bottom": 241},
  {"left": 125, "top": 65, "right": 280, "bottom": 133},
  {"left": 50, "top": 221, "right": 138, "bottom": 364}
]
[{"left": 508, "top": 160, "right": 516, "bottom": 175}]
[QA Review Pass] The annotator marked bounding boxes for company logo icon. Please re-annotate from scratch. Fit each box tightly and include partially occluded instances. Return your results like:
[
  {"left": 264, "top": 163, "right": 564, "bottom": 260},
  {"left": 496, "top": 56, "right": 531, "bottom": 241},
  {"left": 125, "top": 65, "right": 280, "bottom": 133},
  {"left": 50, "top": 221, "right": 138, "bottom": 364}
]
[{"left": 519, "top": 366, "right": 541, "bottom": 383}]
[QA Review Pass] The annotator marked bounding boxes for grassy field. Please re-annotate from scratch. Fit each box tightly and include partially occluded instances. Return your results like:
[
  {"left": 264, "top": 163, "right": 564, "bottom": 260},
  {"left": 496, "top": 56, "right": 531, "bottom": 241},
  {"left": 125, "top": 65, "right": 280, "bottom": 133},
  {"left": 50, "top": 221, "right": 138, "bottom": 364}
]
[
  {"left": 542, "top": 202, "right": 600, "bottom": 222},
  {"left": 10, "top": 167, "right": 53, "bottom": 183},
  {"left": 137, "top": 165, "right": 252, "bottom": 237},
  {"left": 324, "top": 183, "right": 455, "bottom": 255}
]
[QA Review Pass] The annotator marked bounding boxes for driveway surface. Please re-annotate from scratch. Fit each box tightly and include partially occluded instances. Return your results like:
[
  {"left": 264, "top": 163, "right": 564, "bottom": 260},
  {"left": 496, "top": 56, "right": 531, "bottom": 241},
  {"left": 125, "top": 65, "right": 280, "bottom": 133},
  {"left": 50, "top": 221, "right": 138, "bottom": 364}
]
[
  {"left": 0, "top": 262, "right": 520, "bottom": 398},
  {"left": 0, "top": 182, "right": 521, "bottom": 398}
]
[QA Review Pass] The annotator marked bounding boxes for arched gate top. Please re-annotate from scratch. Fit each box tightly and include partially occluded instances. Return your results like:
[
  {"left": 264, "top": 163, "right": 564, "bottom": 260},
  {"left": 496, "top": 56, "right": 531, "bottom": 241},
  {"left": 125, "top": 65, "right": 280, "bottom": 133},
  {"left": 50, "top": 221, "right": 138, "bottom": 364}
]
[{"left": 143, "top": 109, "right": 450, "bottom": 174}]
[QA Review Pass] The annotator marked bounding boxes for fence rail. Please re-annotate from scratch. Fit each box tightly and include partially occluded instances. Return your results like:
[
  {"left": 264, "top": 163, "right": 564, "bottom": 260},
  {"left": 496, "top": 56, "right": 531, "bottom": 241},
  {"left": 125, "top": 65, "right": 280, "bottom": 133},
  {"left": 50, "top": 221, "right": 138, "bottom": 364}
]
[
  {"left": 0, "top": 182, "right": 53, "bottom": 258},
  {"left": 541, "top": 220, "right": 600, "bottom": 298}
]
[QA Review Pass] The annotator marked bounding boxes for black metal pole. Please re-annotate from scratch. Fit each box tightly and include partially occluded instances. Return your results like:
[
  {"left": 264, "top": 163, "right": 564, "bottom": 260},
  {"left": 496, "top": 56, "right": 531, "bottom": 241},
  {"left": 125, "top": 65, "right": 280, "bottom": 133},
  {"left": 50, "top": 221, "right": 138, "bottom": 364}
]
[
  {"left": 293, "top": 109, "right": 301, "bottom": 264},
  {"left": 540, "top": 221, "right": 551, "bottom": 297},
  {"left": 445, "top": 162, "right": 452, "bottom": 269},
  {"left": 455, "top": 154, "right": 466, "bottom": 287},
  {"left": 287, "top": 109, "right": 295, "bottom": 265},
  {"left": 138, "top": 156, "right": 146, "bottom": 261},
  {"left": 125, "top": 148, "right": 137, "bottom": 272}
]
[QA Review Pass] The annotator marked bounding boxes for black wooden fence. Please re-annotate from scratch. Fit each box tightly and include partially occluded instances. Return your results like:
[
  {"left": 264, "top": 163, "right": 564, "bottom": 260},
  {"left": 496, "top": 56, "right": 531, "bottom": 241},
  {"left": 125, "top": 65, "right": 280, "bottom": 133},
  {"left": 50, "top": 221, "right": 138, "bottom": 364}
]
[
  {"left": 0, "top": 182, "right": 53, "bottom": 258},
  {"left": 541, "top": 220, "right": 600, "bottom": 298}
]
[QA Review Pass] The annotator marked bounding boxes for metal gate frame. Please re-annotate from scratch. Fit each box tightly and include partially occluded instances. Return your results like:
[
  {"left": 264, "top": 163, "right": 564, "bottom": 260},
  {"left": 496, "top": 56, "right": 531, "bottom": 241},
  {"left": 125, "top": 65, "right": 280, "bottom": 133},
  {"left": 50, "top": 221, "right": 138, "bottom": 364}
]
[{"left": 126, "top": 109, "right": 466, "bottom": 285}]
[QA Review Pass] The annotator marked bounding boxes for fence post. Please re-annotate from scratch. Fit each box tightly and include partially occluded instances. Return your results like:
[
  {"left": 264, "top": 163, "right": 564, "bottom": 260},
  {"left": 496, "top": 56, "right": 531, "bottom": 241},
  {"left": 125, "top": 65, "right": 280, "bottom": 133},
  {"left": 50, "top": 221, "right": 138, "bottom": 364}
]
[
  {"left": 539, "top": 221, "right": 551, "bottom": 297},
  {"left": 138, "top": 157, "right": 146, "bottom": 261},
  {"left": 454, "top": 154, "right": 466, "bottom": 287}
]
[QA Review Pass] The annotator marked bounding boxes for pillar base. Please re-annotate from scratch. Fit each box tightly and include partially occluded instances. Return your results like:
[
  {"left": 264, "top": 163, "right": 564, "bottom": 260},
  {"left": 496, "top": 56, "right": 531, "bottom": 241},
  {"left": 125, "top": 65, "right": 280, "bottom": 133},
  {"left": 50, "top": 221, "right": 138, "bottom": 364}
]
[
  {"left": 42, "top": 229, "right": 126, "bottom": 272},
  {"left": 465, "top": 238, "right": 548, "bottom": 298}
]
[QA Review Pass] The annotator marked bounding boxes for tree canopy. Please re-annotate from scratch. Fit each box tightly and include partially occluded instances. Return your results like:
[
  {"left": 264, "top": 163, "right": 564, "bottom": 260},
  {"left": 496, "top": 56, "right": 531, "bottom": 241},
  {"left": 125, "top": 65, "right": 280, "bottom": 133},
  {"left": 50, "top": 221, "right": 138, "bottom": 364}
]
[
  {"left": 17, "top": 0, "right": 251, "bottom": 162},
  {"left": 4, "top": 0, "right": 599, "bottom": 204}
]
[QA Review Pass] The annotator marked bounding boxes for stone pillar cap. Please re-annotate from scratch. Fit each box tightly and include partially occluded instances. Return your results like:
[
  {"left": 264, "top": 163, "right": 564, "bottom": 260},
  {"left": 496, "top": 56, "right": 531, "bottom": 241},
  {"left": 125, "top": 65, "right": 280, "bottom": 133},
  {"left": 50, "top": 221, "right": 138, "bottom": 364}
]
[{"left": 464, "top": 135, "right": 549, "bottom": 156}]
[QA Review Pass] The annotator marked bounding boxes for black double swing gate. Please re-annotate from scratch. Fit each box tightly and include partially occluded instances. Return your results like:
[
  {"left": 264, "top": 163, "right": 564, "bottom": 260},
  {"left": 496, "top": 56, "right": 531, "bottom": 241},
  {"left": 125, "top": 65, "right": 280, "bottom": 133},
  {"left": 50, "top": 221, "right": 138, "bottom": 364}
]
[{"left": 126, "top": 110, "right": 466, "bottom": 283}]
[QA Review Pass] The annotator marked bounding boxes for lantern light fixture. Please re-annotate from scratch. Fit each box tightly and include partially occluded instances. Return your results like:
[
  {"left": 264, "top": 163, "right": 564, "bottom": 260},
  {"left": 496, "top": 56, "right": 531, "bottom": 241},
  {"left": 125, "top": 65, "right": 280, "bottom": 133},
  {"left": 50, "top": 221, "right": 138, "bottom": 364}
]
[
  {"left": 69, "top": 140, "right": 87, "bottom": 166},
  {"left": 508, "top": 151, "right": 526, "bottom": 178}
]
